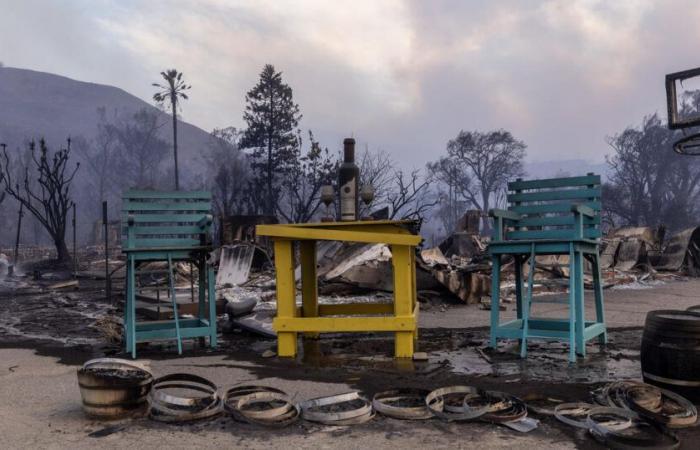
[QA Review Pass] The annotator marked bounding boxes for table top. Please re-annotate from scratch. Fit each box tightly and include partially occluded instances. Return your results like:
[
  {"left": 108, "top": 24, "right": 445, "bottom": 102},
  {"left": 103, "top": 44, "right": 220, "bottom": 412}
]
[
  {"left": 274, "top": 219, "right": 416, "bottom": 227},
  {"left": 256, "top": 220, "right": 422, "bottom": 246}
]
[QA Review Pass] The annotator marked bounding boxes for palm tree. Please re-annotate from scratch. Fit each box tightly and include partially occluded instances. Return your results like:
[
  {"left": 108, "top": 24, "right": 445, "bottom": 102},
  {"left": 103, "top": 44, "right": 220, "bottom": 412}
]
[{"left": 153, "top": 69, "right": 190, "bottom": 190}]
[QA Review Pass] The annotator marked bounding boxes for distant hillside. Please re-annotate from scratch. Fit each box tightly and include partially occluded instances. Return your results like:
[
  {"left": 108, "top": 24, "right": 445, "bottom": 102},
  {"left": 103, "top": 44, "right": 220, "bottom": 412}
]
[{"left": 0, "top": 66, "right": 210, "bottom": 177}]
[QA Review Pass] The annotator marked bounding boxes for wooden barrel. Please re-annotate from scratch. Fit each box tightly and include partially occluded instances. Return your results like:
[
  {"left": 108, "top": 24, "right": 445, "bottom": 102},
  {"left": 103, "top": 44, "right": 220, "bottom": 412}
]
[
  {"left": 77, "top": 358, "right": 153, "bottom": 418},
  {"left": 641, "top": 310, "right": 700, "bottom": 404}
]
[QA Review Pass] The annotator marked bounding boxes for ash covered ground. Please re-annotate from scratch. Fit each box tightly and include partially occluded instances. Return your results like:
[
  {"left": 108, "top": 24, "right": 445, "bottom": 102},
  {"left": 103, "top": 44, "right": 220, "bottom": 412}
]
[{"left": 1, "top": 269, "right": 700, "bottom": 448}]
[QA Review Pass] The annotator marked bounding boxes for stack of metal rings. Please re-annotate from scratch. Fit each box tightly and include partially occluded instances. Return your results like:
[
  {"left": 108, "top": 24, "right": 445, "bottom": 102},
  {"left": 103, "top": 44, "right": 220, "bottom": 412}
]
[
  {"left": 372, "top": 389, "right": 433, "bottom": 420},
  {"left": 300, "top": 392, "right": 374, "bottom": 425},
  {"left": 148, "top": 373, "right": 222, "bottom": 422},
  {"left": 223, "top": 385, "right": 300, "bottom": 428}
]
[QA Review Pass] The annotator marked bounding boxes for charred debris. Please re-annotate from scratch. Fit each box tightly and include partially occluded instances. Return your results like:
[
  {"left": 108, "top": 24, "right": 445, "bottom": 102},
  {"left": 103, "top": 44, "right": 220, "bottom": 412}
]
[{"left": 4, "top": 213, "right": 699, "bottom": 320}]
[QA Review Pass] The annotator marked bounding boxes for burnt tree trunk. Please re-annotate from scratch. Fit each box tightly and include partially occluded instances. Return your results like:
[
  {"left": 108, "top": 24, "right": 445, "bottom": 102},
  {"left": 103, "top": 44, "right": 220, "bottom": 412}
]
[{"left": 54, "top": 237, "right": 71, "bottom": 264}]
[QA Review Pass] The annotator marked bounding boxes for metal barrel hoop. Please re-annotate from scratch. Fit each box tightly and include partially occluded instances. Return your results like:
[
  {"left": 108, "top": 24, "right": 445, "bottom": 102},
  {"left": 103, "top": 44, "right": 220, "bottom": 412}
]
[
  {"left": 233, "top": 391, "right": 301, "bottom": 428},
  {"left": 425, "top": 386, "right": 489, "bottom": 422},
  {"left": 478, "top": 390, "right": 528, "bottom": 424},
  {"left": 148, "top": 373, "right": 222, "bottom": 422},
  {"left": 372, "top": 389, "right": 433, "bottom": 420},
  {"left": 554, "top": 402, "right": 597, "bottom": 429},
  {"left": 300, "top": 392, "right": 374, "bottom": 425}
]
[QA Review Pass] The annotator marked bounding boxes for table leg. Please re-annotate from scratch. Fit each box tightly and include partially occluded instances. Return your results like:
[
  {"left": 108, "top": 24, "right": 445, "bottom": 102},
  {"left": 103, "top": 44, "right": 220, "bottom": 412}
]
[
  {"left": 410, "top": 248, "right": 419, "bottom": 343},
  {"left": 274, "top": 240, "right": 298, "bottom": 357},
  {"left": 300, "top": 240, "right": 319, "bottom": 339},
  {"left": 392, "top": 245, "right": 414, "bottom": 358}
]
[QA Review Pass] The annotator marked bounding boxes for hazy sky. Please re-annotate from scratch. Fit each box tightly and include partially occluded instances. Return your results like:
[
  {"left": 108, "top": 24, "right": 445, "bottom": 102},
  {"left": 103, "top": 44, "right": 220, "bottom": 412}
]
[{"left": 1, "top": 0, "right": 699, "bottom": 169}]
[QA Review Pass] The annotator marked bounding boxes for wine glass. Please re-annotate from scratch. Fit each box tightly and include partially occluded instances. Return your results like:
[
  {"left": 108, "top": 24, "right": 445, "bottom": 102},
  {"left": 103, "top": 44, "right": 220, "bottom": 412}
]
[{"left": 320, "top": 185, "right": 335, "bottom": 222}]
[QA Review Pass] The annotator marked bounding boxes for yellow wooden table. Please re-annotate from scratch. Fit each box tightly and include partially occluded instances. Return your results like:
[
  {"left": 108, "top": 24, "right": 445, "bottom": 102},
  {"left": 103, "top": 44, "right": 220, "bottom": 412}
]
[{"left": 256, "top": 220, "right": 422, "bottom": 358}]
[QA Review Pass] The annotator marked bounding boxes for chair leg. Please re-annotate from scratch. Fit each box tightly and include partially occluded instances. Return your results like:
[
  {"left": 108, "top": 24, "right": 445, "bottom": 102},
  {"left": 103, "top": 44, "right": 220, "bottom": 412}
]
[
  {"left": 574, "top": 250, "right": 585, "bottom": 357},
  {"left": 489, "top": 255, "right": 501, "bottom": 349},
  {"left": 592, "top": 252, "right": 607, "bottom": 345},
  {"left": 514, "top": 256, "right": 523, "bottom": 320},
  {"left": 207, "top": 261, "right": 217, "bottom": 348},
  {"left": 193, "top": 256, "right": 205, "bottom": 348},
  {"left": 514, "top": 255, "right": 523, "bottom": 350},
  {"left": 198, "top": 255, "right": 206, "bottom": 320},
  {"left": 167, "top": 254, "right": 183, "bottom": 355},
  {"left": 521, "top": 245, "right": 536, "bottom": 359},
  {"left": 125, "top": 257, "right": 133, "bottom": 357},
  {"left": 567, "top": 244, "right": 576, "bottom": 363}
]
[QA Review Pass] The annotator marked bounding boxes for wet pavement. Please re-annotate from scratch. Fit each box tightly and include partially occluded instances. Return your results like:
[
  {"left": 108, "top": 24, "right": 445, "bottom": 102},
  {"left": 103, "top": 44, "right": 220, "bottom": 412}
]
[
  {"left": 1, "top": 273, "right": 699, "bottom": 449},
  {"left": 0, "top": 276, "right": 120, "bottom": 363},
  {"left": 0, "top": 272, "right": 645, "bottom": 386}
]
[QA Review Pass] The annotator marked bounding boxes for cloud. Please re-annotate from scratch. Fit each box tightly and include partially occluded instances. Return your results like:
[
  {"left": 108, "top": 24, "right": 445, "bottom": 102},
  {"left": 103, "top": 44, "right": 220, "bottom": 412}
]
[{"left": 3, "top": 0, "right": 700, "bottom": 170}]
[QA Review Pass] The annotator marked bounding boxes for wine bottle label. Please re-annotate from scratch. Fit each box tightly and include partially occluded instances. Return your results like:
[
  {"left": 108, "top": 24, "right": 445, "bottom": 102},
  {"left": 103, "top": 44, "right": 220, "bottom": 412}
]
[{"left": 340, "top": 178, "right": 356, "bottom": 220}]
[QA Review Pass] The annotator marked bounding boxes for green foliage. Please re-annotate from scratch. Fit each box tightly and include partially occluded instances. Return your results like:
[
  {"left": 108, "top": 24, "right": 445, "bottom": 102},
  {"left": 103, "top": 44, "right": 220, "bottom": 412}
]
[
  {"left": 240, "top": 64, "right": 302, "bottom": 215},
  {"left": 152, "top": 69, "right": 191, "bottom": 111}
]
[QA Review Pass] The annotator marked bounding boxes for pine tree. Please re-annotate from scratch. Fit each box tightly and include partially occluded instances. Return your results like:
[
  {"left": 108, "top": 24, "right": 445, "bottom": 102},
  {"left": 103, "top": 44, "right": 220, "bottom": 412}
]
[{"left": 240, "top": 64, "right": 301, "bottom": 216}]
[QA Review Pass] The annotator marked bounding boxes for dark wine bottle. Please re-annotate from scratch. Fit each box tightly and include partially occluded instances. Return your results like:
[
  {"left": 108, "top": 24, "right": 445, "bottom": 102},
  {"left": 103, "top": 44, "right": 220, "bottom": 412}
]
[{"left": 338, "top": 138, "right": 359, "bottom": 221}]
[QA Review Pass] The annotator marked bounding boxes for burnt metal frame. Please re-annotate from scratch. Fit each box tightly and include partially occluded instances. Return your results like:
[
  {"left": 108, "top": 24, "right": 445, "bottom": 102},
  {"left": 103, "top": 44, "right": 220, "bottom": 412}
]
[{"left": 666, "top": 67, "right": 700, "bottom": 130}]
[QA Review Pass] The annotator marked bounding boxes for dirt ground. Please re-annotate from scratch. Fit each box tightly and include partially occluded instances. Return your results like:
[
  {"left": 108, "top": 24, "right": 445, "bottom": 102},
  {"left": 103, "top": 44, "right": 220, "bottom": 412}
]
[{"left": 1, "top": 276, "right": 700, "bottom": 449}]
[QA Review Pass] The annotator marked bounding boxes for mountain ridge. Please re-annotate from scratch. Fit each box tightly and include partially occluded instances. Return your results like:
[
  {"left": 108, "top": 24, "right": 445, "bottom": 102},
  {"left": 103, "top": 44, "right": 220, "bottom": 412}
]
[{"left": 0, "top": 66, "right": 210, "bottom": 178}]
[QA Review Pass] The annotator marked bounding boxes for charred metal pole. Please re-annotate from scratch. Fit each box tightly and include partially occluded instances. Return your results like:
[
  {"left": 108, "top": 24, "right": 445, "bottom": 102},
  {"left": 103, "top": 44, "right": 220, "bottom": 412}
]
[
  {"left": 72, "top": 202, "right": 77, "bottom": 278},
  {"left": 103, "top": 201, "right": 111, "bottom": 303},
  {"left": 10, "top": 203, "right": 24, "bottom": 276}
]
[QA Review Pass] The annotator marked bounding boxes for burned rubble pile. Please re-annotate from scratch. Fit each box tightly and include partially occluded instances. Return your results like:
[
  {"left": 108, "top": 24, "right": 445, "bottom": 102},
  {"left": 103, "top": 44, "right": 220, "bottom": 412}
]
[
  {"left": 422, "top": 223, "right": 700, "bottom": 308},
  {"left": 3, "top": 220, "right": 700, "bottom": 349},
  {"left": 265, "top": 222, "right": 700, "bottom": 310}
]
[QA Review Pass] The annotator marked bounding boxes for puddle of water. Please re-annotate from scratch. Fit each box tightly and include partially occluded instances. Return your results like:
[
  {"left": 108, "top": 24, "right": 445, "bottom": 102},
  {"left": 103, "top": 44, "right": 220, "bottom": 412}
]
[
  {"left": 0, "top": 280, "right": 644, "bottom": 386},
  {"left": 430, "top": 333, "right": 640, "bottom": 383},
  {"left": 0, "top": 315, "right": 101, "bottom": 345},
  {"left": 272, "top": 329, "right": 643, "bottom": 384}
]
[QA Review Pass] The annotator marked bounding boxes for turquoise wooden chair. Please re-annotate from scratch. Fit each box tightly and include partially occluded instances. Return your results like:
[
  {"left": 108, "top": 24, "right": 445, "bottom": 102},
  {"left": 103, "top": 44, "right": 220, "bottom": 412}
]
[
  {"left": 488, "top": 174, "right": 606, "bottom": 363},
  {"left": 121, "top": 190, "right": 217, "bottom": 358}
]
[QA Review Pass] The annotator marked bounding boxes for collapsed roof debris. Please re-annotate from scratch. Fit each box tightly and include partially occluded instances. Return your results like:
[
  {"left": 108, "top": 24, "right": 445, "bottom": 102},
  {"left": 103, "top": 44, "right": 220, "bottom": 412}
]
[
  {"left": 216, "top": 244, "right": 255, "bottom": 288},
  {"left": 4, "top": 222, "right": 700, "bottom": 320},
  {"left": 654, "top": 227, "right": 700, "bottom": 275}
]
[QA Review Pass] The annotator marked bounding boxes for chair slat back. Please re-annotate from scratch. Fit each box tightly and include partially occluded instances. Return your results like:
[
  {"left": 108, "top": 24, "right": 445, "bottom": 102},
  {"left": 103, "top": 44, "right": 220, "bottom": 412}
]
[
  {"left": 505, "top": 174, "right": 601, "bottom": 241},
  {"left": 121, "top": 190, "right": 212, "bottom": 249}
]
